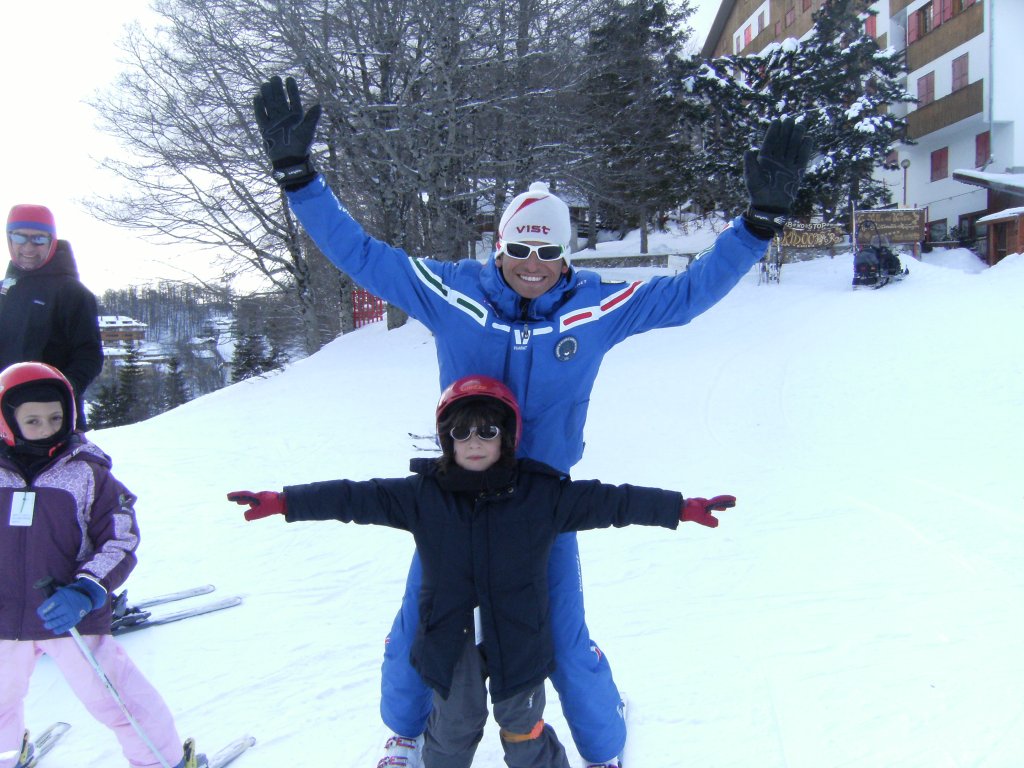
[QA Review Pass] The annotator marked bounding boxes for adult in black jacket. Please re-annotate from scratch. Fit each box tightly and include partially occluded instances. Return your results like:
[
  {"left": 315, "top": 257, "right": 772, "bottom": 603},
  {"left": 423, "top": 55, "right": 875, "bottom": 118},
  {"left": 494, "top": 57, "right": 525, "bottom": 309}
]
[
  {"left": 0, "top": 205, "right": 103, "bottom": 426},
  {"left": 228, "top": 375, "right": 736, "bottom": 768}
]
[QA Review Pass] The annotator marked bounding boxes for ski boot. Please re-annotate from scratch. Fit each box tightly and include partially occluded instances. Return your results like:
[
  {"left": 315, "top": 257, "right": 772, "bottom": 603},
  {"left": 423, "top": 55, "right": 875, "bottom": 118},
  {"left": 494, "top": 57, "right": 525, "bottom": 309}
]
[
  {"left": 376, "top": 734, "right": 423, "bottom": 768},
  {"left": 14, "top": 730, "right": 33, "bottom": 768},
  {"left": 180, "top": 738, "right": 209, "bottom": 768}
]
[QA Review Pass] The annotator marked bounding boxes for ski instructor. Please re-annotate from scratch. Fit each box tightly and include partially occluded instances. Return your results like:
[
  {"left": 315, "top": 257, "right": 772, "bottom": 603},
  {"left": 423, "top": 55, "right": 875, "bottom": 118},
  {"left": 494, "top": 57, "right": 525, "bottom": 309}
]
[{"left": 252, "top": 74, "right": 812, "bottom": 768}]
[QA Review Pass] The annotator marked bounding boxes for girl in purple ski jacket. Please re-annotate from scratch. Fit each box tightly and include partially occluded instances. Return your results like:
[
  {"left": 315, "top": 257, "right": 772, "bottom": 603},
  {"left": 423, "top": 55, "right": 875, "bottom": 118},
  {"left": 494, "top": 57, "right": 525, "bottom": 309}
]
[{"left": 0, "top": 362, "right": 191, "bottom": 768}]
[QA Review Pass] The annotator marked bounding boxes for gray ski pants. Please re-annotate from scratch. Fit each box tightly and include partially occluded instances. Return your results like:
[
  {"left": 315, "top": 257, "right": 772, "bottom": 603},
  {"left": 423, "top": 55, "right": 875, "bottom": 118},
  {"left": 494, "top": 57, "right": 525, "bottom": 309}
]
[{"left": 422, "top": 637, "right": 570, "bottom": 768}]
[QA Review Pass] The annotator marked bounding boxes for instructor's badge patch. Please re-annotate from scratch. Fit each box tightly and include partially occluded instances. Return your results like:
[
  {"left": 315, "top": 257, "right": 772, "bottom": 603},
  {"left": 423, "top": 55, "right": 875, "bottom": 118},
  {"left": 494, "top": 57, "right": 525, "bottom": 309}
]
[{"left": 555, "top": 336, "right": 578, "bottom": 362}]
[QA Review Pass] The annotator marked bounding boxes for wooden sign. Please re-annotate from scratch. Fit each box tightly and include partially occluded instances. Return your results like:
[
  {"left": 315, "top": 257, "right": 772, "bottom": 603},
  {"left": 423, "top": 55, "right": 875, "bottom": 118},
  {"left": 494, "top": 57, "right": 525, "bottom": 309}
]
[
  {"left": 854, "top": 209, "right": 926, "bottom": 244},
  {"left": 781, "top": 221, "right": 846, "bottom": 248}
]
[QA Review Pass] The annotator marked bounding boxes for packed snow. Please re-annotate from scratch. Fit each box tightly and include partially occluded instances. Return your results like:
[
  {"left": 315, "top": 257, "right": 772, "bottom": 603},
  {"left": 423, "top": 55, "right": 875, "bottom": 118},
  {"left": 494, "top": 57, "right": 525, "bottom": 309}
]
[{"left": 21, "top": 226, "right": 1024, "bottom": 768}]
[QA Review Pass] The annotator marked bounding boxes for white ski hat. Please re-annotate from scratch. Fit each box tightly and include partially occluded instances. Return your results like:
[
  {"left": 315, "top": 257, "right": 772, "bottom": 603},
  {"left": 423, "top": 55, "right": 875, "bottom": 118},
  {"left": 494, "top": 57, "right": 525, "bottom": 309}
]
[{"left": 497, "top": 182, "right": 572, "bottom": 252}]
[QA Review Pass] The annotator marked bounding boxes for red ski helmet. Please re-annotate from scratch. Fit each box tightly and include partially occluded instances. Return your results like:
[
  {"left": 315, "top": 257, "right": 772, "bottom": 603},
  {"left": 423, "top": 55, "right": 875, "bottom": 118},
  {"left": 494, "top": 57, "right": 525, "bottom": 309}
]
[
  {"left": 7, "top": 204, "right": 58, "bottom": 267},
  {"left": 0, "top": 362, "right": 76, "bottom": 447},
  {"left": 436, "top": 375, "right": 522, "bottom": 449}
]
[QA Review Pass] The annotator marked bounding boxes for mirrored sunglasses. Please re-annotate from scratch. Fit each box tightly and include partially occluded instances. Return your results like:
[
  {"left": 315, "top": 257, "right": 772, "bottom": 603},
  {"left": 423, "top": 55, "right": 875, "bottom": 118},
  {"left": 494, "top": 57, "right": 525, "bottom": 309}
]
[
  {"left": 501, "top": 241, "right": 566, "bottom": 262},
  {"left": 9, "top": 233, "right": 52, "bottom": 246},
  {"left": 449, "top": 424, "right": 502, "bottom": 442}
]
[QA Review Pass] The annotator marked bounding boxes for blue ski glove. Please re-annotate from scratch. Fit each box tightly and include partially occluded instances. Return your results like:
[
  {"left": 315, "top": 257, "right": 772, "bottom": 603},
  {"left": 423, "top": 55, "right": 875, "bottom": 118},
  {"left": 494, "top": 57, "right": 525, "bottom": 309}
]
[
  {"left": 37, "top": 577, "right": 107, "bottom": 634},
  {"left": 743, "top": 118, "right": 813, "bottom": 239},
  {"left": 253, "top": 75, "right": 322, "bottom": 191},
  {"left": 680, "top": 495, "right": 736, "bottom": 528}
]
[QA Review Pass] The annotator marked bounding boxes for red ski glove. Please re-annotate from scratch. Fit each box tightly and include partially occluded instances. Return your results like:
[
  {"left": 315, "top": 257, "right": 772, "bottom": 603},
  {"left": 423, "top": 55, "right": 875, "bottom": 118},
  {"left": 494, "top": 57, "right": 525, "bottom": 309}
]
[
  {"left": 680, "top": 495, "right": 736, "bottom": 528},
  {"left": 227, "top": 491, "right": 287, "bottom": 521}
]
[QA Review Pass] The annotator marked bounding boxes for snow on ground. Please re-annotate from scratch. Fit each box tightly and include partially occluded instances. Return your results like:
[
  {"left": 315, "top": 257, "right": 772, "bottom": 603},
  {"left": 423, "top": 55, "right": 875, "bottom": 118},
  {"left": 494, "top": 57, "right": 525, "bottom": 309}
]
[{"left": 22, "top": 227, "right": 1023, "bottom": 768}]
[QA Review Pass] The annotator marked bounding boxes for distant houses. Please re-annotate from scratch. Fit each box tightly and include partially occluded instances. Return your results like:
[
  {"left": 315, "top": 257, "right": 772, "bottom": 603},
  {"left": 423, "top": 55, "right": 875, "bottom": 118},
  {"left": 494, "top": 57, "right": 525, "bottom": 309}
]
[{"left": 97, "top": 314, "right": 229, "bottom": 380}]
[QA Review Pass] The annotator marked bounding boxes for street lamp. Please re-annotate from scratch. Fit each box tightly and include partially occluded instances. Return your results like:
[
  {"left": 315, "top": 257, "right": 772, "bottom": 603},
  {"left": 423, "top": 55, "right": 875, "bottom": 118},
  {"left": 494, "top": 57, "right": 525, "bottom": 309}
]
[{"left": 901, "top": 158, "right": 911, "bottom": 208}]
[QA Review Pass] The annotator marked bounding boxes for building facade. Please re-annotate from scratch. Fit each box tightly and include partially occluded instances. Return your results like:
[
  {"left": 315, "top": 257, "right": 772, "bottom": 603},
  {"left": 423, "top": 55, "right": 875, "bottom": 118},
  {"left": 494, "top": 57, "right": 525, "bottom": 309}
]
[{"left": 701, "top": 0, "right": 1024, "bottom": 260}]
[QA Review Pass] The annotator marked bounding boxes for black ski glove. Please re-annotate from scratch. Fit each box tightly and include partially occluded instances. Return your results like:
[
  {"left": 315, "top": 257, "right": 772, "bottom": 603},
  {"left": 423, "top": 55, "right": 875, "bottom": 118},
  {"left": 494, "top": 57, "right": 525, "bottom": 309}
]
[
  {"left": 253, "top": 75, "right": 322, "bottom": 191},
  {"left": 743, "top": 118, "right": 813, "bottom": 239}
]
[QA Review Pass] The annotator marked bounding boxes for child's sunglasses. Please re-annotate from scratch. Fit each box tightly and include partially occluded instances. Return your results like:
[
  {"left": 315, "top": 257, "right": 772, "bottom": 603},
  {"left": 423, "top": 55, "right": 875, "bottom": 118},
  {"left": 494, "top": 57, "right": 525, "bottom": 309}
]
[
  {"left": 499, "top": 241, "right": 566, "bottom": 262},
  {"left": 450, "top": 424, "right": 502, "bottom": 442},
  {"left": 9, "top": 233, "right": 52, "bottom": 246}
]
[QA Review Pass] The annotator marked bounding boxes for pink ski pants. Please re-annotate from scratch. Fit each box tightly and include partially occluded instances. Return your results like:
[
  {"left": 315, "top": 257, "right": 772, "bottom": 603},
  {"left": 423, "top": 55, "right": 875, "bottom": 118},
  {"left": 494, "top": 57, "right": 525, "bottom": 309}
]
[{"left": 0, "top": 636, "right": 183, "bottom": 767}]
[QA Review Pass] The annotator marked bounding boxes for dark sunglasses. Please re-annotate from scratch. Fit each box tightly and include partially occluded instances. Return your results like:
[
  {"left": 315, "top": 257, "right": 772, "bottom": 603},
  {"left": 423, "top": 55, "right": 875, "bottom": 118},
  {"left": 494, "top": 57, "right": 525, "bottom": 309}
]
[
  {"left": 9, "top": 233, "right": 52, "bottom": 246},
  {"left": 449, "top": 424, "right": 502, "bottom": 442},
  {"left": 501, "top": 242, "right": 566, "bottom": 262}
]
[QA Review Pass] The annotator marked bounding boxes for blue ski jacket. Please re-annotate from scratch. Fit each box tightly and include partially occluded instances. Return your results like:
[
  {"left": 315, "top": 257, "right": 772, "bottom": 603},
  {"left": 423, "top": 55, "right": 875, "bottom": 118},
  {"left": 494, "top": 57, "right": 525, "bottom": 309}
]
[{"left": 290, "top": 177, "right": 769, "bottom": 472}]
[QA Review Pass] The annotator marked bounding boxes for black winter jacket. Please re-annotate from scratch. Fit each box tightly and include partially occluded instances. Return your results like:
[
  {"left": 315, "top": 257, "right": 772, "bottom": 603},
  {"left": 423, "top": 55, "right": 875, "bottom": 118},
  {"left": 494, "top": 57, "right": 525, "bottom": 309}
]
[
  {"left": 0, "top": 241, "right": 103, "bottom": 419},
  {"left": 284, "top": 457, "right": 682, "bottom": 702}
]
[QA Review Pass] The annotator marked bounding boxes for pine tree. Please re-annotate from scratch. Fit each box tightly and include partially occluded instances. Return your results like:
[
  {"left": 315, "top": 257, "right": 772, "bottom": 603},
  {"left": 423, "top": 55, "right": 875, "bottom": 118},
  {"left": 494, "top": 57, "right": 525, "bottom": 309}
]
[
  {"left": 88, "top": 382, "right": 124, "bottom": 429},
  {"left": 164, "top": 356, "right": 190, "bottom": 410},
  {"left": 683, "top": 0, "right": 912, "bottom": 223},
  {"left": 680, "top": 53, "right": 770, "bottom": 217},
  {"left": 117, "top": 345, "right": 150, "bottom": 425},
  {"left": 231, "top": 332, "right": 270, "bottom": 384},
  {"left": 576, "top": 0, "right": 694, "bottom": 247},
  {"left": 775, "top": 0, "right": 914, "bottom": 220}
]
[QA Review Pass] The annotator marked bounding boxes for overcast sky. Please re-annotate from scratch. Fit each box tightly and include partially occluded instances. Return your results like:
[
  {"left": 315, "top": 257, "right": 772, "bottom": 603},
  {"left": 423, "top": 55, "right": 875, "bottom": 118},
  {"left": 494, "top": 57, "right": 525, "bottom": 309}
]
[{"left": 0, "top": 0, "right": 721, "bottom": 294}]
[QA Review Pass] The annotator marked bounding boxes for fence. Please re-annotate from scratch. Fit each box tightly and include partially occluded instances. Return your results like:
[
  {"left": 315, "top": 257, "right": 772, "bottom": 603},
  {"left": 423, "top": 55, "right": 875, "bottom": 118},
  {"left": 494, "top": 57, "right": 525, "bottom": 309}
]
[{"left": 353, "top": 287, "right": 386, "bottom": 328}]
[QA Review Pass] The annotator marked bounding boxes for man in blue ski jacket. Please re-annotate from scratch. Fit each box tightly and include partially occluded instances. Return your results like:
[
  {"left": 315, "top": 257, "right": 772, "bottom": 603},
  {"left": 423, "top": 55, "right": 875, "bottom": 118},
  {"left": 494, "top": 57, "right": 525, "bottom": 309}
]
[{"left": 253, "top": 75, "right": 812, "bottom": 768}]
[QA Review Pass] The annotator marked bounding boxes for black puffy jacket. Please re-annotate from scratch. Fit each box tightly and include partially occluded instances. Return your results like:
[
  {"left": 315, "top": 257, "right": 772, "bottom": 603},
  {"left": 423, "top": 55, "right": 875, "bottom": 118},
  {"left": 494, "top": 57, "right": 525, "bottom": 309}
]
[
  {"left": 284, "top": 457, "right": 681, "bottom": 702},
  {"left": 0, "top": 241, "right": 103, "bottom": 421}
]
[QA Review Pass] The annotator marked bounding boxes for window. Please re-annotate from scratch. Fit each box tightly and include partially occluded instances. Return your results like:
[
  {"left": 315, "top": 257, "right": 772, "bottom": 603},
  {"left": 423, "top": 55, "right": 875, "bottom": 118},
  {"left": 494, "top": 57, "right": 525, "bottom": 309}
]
[
  {"left": 744, "top": 25, "right": 752, "bottom": 47},
  {"left": 864, "top": 14, "right": 877, "bottom": 38},
  {"left": 759, "top": 11, "right": 766, "bottom": 33},
  {"left": 927, "top": 220, "right": 948, "bottom": 242},
  {"left": 775, "top": 20, "right": 782, "bottom": 36},
  {"left": 802, "top": 0, "right": 812, "bottom": 11},
  {"left": 908, "top": 2, "right": 933, "bottom": 43},
  {"left": 786, "top": 8, "right": 796, "bottom": 27},
  {"left": 884, "top": 150, "right": 899, "bottom": 169},
  {"left": 917, "top": 72, "right": 935, "bottom": 106},
  {"left": 951, "top": 54, "right": 969, "bottom": 91},
  {"left": 975, "top": 131, "right": 990, "bottom": 168},
  {"left": 930, "top": 147, "right": 949, "bottom": 181}
]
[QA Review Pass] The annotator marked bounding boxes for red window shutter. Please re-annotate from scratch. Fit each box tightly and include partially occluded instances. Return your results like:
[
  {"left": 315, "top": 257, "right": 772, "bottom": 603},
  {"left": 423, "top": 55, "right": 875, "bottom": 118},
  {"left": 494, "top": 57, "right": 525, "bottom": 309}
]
[
  {"left": 975, "top": 132, "right": 990, "bottom": 167},
  {"left": 917, "top": 72, "right": 934, "bottom": 106},
  {"left": 930, "top": 147, "right": 949, "bottom": 181},
  {"left": 952, "top": 54, "right": 969, "bottom": 91},
  {"left": 865, "top": 15, "right": 877, "bottom": 38},
  {"left": 942, "top": 0, "right": 954, "bottom": 22},
  {"left": 908, "top": 11, "right": 919, "bottom": 43}
]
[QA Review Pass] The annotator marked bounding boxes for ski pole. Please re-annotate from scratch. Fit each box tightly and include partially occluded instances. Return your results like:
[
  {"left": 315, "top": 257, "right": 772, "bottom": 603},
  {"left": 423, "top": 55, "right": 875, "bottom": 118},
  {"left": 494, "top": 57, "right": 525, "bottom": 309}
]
[{"left": 36, "top": 578, "right": 174, "bottom": 768}]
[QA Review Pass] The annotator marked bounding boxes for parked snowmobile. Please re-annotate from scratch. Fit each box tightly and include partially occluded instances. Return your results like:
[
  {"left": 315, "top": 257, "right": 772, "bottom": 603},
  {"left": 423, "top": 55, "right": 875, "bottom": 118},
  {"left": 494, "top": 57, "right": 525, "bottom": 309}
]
[{"left": 853, "top": 221, "right": 909, "bottom": 289}]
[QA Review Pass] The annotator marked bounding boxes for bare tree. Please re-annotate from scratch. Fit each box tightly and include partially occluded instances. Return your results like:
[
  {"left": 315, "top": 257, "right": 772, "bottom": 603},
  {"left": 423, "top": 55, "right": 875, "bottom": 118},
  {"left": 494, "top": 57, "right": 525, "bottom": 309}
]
[
  {"left": 89, "top": 0, "right": 622, "bottom": 344},
  {"left": 89, "top": 0, "right": 338, "bottom": 354}
]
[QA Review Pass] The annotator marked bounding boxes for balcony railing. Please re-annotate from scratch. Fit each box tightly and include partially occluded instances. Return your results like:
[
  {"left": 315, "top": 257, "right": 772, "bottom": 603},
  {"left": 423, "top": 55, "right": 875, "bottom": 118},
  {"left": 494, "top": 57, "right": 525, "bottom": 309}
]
[{"left": 907, "top": 79, "right": 983, "bottom": 138}]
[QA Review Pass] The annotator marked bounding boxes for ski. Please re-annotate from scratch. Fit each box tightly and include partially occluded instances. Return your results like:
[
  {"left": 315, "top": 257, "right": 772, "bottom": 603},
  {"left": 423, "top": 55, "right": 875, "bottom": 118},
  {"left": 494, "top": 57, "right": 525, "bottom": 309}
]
[
  {"left": 112, "top": 585, "right": 218, "bottom": 632},
  {"left": 19, "top": 722, "right": 71, "bottom": 767},
  {"left": 183, "top": 735, "right": 256, "bottom": 768},
  {"left": 119, "top": 584, "right": 216, "bottom": 611},
  {"left": 112, "top": 596, "right": 243, "bottom": 635},
  {"left": 409, "top": 432, "right": 440, "bottom": 452}
]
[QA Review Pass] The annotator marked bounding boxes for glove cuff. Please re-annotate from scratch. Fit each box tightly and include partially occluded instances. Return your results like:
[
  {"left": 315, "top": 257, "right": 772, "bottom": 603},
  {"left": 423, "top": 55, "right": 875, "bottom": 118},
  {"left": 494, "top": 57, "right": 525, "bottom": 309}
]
[
  {"left": 72, "top": 577, "right": 108, "bottom": 610},
  {"left": 271, "top": 157, "right": 318, "bottom": 191},
  {"left": 744, "top": 207, "right": 787, "bottom": 240}
]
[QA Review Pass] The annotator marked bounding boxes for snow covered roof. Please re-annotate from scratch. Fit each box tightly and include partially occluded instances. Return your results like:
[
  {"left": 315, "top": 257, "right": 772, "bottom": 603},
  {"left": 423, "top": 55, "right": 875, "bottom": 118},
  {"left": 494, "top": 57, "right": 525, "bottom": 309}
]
[
  {"left": 98, "top": 315, "right": 148, "bottom": 328},
  {"left": 977, "top": 206, "right": 1024, "bottom": 224},
  {"left": 952, "top": 169, "right": 1024, "bottom": 195}
]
